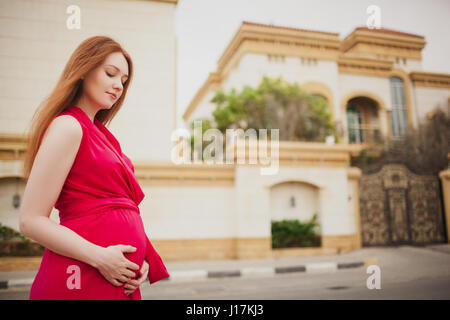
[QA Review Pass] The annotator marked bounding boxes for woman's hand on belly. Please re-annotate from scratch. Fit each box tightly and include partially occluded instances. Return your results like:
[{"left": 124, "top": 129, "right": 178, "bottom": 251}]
[
  {"left": 93, "top": 244, "right": 141, "bottom": 287},
  {"left": 124, "top": 259, "right": 149, "bottom": 296}
]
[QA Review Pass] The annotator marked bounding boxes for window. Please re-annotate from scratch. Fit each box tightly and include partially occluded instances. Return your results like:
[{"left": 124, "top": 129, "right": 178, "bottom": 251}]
[
  {"left": 346, "top": 97, "right": 381, "bottom": 144},
  {"left": 269, "top": 55, "right": 285, "bottom": 63},
  {"left": 347, "top": 103, "right": 364, "bottom": 143},
  {"left": 389, "top": 76, "right": 408, "bottom": 138}
]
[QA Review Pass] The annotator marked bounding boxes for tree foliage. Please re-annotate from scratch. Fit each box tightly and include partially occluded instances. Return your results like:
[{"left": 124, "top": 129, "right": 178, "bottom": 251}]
[
  {"left": 352, "top": 108, "right": 450, "bottom": 175},
  {"left": 195, "top": 76, "right": 338, "bottom": 143}
]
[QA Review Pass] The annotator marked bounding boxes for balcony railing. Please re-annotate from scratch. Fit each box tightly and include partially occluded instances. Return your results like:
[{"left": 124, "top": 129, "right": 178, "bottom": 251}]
[{"left": 348, "top": 125, "right": 383, "bottom": 144}]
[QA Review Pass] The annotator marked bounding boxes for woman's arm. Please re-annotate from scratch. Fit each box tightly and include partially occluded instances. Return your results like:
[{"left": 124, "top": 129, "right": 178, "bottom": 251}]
[
  {"left": 20, "top": 115, "right": 102, "bottom": 265},
  {"left": 19, "top": 115, "right": 138, "bottom": 285}
]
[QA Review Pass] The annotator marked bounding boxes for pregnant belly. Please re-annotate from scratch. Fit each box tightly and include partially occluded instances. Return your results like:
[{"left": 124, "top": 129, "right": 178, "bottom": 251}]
[
  {"left": 30, "top": 208, "right": 148, "bottom": 299},
  {"left": 61, "top": 207, "right": 147, "bottom": 272}
]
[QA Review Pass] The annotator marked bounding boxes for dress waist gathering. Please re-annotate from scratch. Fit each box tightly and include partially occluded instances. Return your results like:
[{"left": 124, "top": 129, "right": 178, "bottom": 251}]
[{"left": 57, "top": 197, "right": 140, "bottom": 224}]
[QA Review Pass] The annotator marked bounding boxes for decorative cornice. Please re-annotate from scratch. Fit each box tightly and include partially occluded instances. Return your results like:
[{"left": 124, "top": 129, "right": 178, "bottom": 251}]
[
  {"left": 338, "top": 54, "right": 393, "bottom": 77},
  {"left": 145, "top": 0, "right": 178, "bottom": 4},
  {"left": 224, "top": 140, "right": 363, "bottom": 167},
  {"left": 341, "top": 26, "right": 426, "bottom": 59},
  {"left": 239, "top": 21, "right": 340, "bottom": 37},
  {"left": 352, "top": 26, "right": 425, "bottom": 39},
  {"left": 409, "top": 71, "right": 450, "bottom": 89},
  {"left": 217, "top": 21, "right": 341, "bottom": 73},
  {"left": 0, "top": 134, "right": 28, "bottom": 160},
  {"left": 133, "top": 161, "right": 235, "bottom": 186}
]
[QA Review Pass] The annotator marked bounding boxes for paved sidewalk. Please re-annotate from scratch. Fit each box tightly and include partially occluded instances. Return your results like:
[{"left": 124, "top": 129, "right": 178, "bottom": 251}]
[{"left": 1, "top": 243, "right": 449, "bottom": 289}]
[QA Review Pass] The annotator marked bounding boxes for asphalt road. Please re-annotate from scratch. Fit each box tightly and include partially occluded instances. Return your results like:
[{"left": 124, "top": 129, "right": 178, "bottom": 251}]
[{"left": 1, "top": 245, "right": 450, "bottom": 300}]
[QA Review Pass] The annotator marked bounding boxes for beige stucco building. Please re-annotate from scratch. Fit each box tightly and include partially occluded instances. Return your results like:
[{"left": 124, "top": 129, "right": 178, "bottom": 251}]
[
  {"left": 183, "top": 21, "right": 450, "bottom": 142},
  {"left": 177, "top": 21, "right": 450, "bottom": 260},
  {"left": 1, "top": 3, "right": 449, "bottom": 263}
]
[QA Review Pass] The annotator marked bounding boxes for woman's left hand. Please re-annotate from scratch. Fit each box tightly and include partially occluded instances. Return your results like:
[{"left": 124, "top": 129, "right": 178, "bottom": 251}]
[{"left": 124, "top": 259, "right": 149, "bottom": 296}]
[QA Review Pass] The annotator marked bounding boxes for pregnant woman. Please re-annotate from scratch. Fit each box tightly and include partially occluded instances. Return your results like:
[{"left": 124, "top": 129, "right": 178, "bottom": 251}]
[{"left": 19, "top": 36, "right": 169, "bottom": 299}]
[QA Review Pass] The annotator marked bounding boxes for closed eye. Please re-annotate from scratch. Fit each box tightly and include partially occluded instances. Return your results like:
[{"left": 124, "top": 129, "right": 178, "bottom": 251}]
[{"left": 106, "top": 71, "right": 126, "bottom": 85}]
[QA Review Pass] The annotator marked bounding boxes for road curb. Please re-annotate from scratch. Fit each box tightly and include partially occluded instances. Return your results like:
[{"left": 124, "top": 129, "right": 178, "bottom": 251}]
[
  {"left": 0, "top": 257, "right": 376, "bottom": 289},
  {"left": 0, "top": 277, "right": 34, "bottom": 289},
  {"left": 164, "top": 258, "right": 373, "bottom": 283}
]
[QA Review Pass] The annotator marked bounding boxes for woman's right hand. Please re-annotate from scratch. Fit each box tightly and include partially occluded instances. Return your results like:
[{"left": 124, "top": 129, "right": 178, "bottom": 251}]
[{"left": 93, "top": 244, "right": 140, "bottom": 287}]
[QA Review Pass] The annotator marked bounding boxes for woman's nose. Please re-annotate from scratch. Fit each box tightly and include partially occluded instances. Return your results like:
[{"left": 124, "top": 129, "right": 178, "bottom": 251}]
[{"left": 112, "top": 80, "right": 123, "bottom": 91}]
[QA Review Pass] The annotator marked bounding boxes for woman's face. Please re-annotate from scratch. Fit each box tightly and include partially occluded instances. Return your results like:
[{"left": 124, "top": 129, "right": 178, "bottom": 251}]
[{"left": 81, "top": 51, "right": 129, "bottom": 109}]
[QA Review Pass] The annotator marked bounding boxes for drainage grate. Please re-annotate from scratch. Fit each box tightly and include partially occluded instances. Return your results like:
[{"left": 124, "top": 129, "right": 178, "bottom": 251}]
[{"left": 327, "top": 286, "right": 350, "bottom": 290}]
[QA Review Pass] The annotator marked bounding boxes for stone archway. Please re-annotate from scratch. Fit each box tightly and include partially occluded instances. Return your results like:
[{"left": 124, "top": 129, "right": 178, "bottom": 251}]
[
  {"left": 341, "top": 91, "right": 387, "bottom": 144},
  {"left": 269, "top": 180, "right": 322, "bottom": 245}
]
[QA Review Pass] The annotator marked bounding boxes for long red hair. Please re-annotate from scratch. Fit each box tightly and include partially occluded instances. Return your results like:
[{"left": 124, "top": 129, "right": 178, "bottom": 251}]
[{"left": 23, "top": 36, "right": 133, "bottom": 180}]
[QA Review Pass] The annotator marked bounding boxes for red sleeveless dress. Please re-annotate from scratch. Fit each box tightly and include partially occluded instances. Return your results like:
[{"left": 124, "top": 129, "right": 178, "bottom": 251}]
[{"left": 29, "top": 105, "right": 170, "bottom": 300}]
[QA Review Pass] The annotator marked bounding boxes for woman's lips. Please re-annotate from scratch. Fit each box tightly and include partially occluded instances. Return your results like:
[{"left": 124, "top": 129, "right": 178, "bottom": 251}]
[{"left": 107, "top": 92, "right": 117, "bottom": 99}]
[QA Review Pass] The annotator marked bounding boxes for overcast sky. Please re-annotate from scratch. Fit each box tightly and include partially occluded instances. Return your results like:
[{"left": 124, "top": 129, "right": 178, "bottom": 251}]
[{"left": 174, "top": 0, "right": 450, "bottom": 128}]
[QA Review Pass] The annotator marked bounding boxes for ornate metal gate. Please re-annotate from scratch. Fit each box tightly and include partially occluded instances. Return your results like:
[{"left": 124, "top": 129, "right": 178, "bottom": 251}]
[{"left": 359, "top": 164, "right": 447, "bottom": 246}]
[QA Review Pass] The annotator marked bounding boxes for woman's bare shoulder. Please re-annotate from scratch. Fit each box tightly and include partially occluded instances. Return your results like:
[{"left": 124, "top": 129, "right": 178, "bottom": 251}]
[{"left": 43, "top": 114, "right": 83, "bottom": 145}]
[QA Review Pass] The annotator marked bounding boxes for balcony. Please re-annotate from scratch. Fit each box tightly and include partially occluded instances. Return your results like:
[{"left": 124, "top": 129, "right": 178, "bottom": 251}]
[{"left": 348, "top": 125, "right": 383, "bottom": 145}]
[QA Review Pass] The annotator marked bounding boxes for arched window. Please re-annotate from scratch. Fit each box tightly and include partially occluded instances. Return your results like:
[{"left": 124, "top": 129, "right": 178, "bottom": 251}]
[
  {"left": 389, "top": 77, "right": 408, "bottom": 138},
  {"left": 346, "top": 97, "right": 380, "bottom": 144},
  {"left": 347, "top": 103, "right": 364, "bottom": 143}
]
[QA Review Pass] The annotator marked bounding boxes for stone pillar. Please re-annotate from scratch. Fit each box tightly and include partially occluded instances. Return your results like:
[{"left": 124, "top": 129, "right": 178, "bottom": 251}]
[
  {"left": 438, "top": 152, "right": 450, "bottom": 244},
  {"left": 347, "top": 166, "right": 363, "bottom": 249}
]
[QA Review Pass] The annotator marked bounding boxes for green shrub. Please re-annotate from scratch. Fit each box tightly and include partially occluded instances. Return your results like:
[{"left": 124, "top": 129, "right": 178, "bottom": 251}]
[
  {"left": 271, "top": 213, "right": 321, "bottom": 248},
  {"left": 0, "top": 223, "right": 27, "bottom": 241},
  {"left": 0, "top": 223, "right": 45, "bottom": 256}
]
